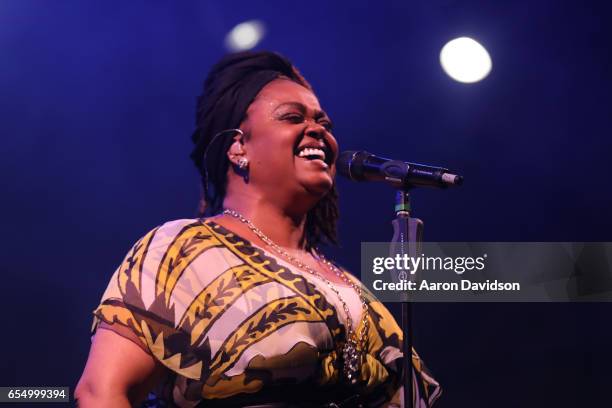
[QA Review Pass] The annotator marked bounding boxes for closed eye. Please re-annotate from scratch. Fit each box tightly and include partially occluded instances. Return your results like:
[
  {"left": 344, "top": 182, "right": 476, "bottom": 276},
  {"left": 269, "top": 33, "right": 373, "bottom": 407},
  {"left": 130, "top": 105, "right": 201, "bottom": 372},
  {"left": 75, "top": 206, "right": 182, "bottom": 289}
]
[
  {"left": 280, "top": 112, "right": 333, "bottom": 132},
  {"left": 318, "top": 119, "right": 333, "bottom": 131},
  {"left": 282, "top": 113, "right": 304, "bottom": 123}
]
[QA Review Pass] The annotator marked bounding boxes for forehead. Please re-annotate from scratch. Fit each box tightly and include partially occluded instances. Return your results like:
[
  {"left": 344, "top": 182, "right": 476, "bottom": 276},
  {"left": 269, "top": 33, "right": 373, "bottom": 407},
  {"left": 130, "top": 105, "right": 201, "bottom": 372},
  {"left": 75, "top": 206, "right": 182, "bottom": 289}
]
[{"left": 249, "top": 78, "right": 321, "bottom": 113}]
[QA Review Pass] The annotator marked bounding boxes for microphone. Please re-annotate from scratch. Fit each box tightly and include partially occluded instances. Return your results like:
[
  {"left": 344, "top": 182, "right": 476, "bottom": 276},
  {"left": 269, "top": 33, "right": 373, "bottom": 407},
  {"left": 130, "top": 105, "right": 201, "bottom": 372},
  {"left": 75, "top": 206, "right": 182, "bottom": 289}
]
[{"left": 337, "top": 150, "right": 463, "bottom": 189}]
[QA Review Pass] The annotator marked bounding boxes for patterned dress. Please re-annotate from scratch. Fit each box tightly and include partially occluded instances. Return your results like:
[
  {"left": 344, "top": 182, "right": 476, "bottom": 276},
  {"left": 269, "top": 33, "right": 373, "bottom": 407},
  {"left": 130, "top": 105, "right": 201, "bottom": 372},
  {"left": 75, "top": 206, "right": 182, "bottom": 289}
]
[{"left": 92, "top": 218, "right": 441, "bottom": 407}]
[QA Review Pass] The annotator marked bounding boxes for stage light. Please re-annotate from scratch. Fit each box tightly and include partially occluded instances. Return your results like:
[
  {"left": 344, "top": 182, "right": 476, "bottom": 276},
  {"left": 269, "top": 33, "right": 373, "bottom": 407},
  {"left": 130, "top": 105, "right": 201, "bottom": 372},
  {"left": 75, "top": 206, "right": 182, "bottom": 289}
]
[
  {"left": 225, "top": 20, "right": 265, "bottom": 52},
  {"left": 439, "top": 37, "right": 492, "bottom": 83}
]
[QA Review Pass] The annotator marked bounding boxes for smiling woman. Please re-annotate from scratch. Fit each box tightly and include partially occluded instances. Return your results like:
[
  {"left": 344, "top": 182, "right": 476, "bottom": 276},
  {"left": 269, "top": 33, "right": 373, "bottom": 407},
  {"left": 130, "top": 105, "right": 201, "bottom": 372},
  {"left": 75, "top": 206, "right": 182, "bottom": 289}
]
[
  {"left": 223, "top": 78, "right": 339, "bottom": 224},
  {"left": 75, "top": 51, "right": 441, "bottom": 408}
]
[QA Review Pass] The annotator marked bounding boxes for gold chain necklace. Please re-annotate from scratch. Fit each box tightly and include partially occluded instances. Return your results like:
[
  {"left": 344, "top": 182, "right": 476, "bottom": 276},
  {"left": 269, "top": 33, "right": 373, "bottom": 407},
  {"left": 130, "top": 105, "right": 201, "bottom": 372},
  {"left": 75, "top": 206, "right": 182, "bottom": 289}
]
[{"left": 222, "top": 208, "right": 369, "bottom": 384}]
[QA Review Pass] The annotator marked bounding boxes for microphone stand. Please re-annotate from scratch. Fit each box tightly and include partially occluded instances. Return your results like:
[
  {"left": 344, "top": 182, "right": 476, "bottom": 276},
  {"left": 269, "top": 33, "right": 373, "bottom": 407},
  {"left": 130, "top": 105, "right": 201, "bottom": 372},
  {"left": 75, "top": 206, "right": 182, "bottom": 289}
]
[{"left": 390, "top": 190, "right": 423, "bottom": 408}]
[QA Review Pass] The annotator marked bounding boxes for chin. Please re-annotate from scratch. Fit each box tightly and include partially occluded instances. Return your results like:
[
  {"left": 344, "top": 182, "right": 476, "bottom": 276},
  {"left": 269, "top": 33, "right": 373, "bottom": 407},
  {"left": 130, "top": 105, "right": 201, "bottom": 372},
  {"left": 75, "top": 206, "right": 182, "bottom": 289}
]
[{"left": 301, "top": 177, "right": 334, "bottom": 197}]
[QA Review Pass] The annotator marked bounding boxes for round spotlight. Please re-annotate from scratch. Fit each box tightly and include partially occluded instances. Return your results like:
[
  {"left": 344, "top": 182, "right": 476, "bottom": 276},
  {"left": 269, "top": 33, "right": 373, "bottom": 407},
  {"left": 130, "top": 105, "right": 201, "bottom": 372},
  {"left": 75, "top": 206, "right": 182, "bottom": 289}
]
[
  {"left": 225, "top": 20, "right": 265, "bottom": 52},
  {"left": 439, "top": 37, "right": 492, "bottom": 83}
]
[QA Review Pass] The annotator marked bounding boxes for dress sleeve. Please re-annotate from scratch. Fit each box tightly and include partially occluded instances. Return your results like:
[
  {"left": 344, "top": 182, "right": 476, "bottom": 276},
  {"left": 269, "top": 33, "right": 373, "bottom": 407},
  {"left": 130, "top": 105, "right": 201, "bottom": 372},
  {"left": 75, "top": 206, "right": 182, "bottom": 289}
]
[
  {"left": 91, "top": 219, "right": 214, "bottom": 383},
  {"left": 91, "top": 225, "right": 161, "bottom": 352}
]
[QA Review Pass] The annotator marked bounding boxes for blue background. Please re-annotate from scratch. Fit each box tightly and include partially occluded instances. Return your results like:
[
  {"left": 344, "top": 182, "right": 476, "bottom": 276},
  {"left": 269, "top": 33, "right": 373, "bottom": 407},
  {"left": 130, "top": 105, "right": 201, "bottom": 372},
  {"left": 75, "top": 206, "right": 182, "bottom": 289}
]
[{"left": 1, "top": 1, "right": 611, "bottom": 406}]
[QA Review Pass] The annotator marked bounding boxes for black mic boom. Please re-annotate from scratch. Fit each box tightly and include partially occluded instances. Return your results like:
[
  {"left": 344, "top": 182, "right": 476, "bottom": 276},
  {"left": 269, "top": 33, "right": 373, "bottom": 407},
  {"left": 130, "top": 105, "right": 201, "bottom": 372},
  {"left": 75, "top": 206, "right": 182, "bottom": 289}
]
[{"left": 337, "top": 150, "right": 463, "bottom": 189}]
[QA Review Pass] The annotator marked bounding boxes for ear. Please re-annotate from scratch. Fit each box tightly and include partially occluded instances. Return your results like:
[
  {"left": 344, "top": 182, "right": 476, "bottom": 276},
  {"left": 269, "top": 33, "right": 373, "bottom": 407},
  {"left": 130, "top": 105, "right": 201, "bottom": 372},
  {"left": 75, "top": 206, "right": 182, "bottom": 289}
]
[{"left": 227, "top": 131, "right": 246, "bottom": 164}]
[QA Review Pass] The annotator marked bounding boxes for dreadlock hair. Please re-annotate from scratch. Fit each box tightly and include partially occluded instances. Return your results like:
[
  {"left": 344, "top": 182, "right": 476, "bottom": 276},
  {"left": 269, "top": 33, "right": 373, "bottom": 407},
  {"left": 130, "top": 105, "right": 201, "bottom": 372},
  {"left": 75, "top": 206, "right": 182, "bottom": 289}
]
[{"left": 190, "top": 50, "right": 339, "bottom": 251}]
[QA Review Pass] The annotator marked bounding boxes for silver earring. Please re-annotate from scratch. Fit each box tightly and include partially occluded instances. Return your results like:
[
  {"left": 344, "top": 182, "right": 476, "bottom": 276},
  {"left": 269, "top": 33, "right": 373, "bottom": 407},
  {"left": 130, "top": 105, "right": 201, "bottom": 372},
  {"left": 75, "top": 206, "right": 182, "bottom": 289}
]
[{"left": 237, "top": 157, "right": 249, "bottom": 169}]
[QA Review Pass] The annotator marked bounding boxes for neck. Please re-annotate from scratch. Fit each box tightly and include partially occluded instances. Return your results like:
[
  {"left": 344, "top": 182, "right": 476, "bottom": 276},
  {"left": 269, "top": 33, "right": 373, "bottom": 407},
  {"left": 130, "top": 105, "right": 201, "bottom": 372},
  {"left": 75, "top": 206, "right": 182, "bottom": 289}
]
[{"left": 221, "top": 194, "right": 309, "bottom": 250}]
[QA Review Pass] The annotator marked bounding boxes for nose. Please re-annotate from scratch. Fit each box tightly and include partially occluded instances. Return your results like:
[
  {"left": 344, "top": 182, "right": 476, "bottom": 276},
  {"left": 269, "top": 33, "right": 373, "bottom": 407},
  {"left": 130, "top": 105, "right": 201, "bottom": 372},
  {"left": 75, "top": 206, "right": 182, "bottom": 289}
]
[
  {"left": 303, "top": 121, "right": 337, "bottom": 162},
  {"left": 304, "top": 121, "right": 327, "bottom": 141}
]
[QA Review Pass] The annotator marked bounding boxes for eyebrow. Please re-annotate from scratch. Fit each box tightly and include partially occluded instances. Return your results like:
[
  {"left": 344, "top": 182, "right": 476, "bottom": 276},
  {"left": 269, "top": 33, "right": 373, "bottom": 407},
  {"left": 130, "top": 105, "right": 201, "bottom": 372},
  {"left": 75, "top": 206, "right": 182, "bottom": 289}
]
[{"left": 273, "top": 102, "right": 330, "bottom": 121}]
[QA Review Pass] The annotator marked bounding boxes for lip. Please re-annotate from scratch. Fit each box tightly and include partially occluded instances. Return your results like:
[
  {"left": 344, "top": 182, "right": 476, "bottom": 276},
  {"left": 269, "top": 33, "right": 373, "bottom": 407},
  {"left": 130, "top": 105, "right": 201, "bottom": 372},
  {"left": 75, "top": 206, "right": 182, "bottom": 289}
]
[{"left": 298, "top": 156, "right": 329, "bottom": 169}]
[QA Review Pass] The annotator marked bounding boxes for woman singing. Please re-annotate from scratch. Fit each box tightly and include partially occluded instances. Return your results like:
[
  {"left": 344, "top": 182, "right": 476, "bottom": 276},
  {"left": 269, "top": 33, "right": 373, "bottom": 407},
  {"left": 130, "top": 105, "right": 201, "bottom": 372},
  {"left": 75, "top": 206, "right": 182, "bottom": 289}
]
[{"left": 76, "top": 51, "right": 441, "bottom": 407}]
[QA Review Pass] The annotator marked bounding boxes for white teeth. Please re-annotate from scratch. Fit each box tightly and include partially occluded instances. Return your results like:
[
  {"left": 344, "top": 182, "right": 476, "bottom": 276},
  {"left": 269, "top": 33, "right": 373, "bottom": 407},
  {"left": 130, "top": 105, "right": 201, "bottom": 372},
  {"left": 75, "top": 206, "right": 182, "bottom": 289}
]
[{"left": 297, "top": 148, "right": 326, "bottom": 160}]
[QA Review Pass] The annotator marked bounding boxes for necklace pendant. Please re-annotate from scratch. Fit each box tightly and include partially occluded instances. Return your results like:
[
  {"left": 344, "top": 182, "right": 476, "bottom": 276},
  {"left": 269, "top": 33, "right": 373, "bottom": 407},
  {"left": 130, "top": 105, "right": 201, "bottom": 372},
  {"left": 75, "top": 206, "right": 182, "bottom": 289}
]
[{"left": 342, "top": 337, "right": 361, "bottom": 384}]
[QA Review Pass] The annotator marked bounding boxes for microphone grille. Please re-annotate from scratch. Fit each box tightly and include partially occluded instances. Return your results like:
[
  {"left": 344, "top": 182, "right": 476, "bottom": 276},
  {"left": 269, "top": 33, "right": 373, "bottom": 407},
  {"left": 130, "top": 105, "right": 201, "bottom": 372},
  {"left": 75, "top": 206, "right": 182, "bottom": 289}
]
[{"left": 337, "top": 151, "right": 370, "bottom": 181}]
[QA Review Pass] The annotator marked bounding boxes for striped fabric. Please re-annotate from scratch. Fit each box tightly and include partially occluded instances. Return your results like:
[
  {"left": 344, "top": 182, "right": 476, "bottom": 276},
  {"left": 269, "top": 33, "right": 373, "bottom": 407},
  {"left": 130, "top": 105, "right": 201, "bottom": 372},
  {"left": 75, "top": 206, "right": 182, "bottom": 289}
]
[{"left": 92, "top": 218, "right": 441, "bottom": 407}]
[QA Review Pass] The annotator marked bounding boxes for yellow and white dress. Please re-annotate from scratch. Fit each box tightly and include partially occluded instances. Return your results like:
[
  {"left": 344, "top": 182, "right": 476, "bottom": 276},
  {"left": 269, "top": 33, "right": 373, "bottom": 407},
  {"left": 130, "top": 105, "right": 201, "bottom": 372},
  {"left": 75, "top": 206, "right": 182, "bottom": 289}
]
[{"left": 92, "top": 218, "right": 441, "bottom": 407}]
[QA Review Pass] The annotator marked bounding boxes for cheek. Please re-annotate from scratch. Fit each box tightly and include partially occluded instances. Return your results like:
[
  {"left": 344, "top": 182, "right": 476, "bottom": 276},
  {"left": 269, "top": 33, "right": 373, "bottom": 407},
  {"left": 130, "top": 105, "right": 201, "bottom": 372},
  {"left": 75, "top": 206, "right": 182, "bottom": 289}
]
[
  {"left": 331, "top": 136, "right": 339, "bottom": 152},
  {"left": 328, "top": 136, "right": 340, "bottom": 161},
  {"left": 248, "top": 131, "right": 297, "bottom": 168},
  {"left": 250, "top": 124, "right": 296, "bottom": 151}
]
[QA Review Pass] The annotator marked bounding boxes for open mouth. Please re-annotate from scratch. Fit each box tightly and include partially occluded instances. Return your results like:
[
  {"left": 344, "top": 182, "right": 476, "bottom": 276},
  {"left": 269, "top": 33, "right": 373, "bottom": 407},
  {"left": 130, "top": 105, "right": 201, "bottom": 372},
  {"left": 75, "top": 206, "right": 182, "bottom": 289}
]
[{"left": 294, "top": 145, "right": 334, "bottom": 166}]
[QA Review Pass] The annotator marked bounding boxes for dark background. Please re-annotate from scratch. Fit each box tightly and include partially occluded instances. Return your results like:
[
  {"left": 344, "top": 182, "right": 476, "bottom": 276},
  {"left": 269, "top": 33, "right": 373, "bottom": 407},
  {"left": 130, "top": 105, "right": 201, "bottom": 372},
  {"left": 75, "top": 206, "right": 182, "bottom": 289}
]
[{"left": 2, "top": 1, "right": 611, "bottom": 406}]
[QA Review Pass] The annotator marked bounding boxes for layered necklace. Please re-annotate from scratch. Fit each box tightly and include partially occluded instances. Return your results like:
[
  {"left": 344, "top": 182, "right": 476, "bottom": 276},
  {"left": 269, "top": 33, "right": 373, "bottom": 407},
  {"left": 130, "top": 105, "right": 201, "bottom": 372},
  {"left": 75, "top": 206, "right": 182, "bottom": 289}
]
[{"left": 222, "top": 208, "right": 369, "bottom": 384}]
